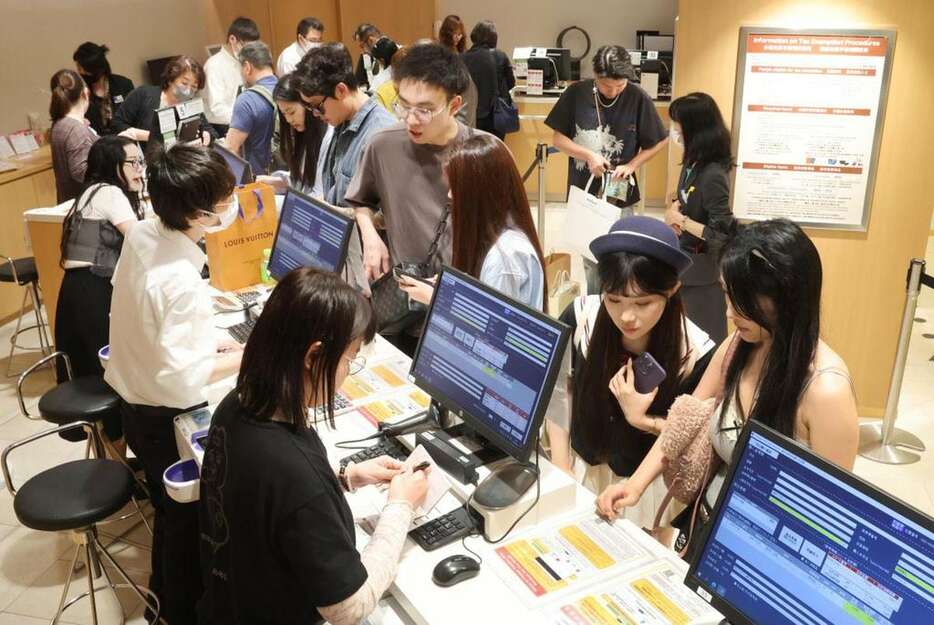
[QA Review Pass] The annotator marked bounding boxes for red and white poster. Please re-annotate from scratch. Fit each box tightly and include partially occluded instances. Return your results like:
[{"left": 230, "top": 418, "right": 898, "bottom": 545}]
[{"left": 732, "top": 30, "right": 894, "bottom": 229}]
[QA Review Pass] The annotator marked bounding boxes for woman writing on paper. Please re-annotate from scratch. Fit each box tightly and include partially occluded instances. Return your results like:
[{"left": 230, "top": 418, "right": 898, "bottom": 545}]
[
  {"left": 663, "top": 92, "right": 736, "bottom": 343},
  {"left": 198, "top": 268, "right": 429, "bottom": 625},
  {"left": 397, "top": 133, "right": 546, "bottom": 311},
  {"left": 597, "top": 220, "right": 859, "bottom": 553},
  {"left": 545, "top": 216, "right": 716, "bottom": 536}
]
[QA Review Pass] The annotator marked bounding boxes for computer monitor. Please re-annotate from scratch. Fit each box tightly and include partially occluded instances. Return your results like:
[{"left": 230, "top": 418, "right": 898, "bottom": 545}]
[
  {"left": 146, "top": 56, "right": 177, "bottom": 86},
  {"left": 527, "top": 48, "right": 571, "bottom": 89},
  {"left": 685, "top": 421, "right": 934, "bottom": 625},
  {"left": 212, "top": 143, "right": 254, "bottom": 185},
  {"left": 410, "top": 267, "right": 570, "bottom": 465},
  {"left": 267, "top": 188, "right": 354, "bottom": 280}
]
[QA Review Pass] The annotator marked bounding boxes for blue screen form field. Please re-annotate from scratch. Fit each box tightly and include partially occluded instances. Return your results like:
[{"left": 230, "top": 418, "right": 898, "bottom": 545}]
[
  {"left": 411, "top": 270, "right": 565, "bottom": 459},
  {"left": 691, "top": 428, "right": 934, "bottom": 625},
  {"left": 267, "top": 189, "right": 353, "bottom": 280}
]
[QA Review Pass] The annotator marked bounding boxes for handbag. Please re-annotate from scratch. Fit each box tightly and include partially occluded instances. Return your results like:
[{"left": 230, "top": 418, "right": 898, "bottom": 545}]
[
  {"left": 369, "top": 204, "right": 450, "bottom": 334},
  {"left": 651, "top": 334, "right": 740, "bottom": 556},
  {"left": 493, "top": 96, "right": 519, "bottom": 135}
]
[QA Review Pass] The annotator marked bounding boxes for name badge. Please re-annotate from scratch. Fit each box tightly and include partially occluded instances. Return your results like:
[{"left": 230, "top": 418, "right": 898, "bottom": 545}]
[{"left": 113, "top": 95, "right": 125, "bottom": 104}]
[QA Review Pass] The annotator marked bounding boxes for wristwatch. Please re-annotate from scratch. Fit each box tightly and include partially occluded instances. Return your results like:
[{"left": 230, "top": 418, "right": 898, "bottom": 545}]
[{"left": 339, "top": 461, "right": 356, "bottom": 493}]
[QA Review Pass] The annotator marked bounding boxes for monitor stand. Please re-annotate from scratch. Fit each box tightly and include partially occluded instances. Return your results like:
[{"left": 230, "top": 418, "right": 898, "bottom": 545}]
[{"left": 473, "top": 462, "right": 539, "bottom": 509}]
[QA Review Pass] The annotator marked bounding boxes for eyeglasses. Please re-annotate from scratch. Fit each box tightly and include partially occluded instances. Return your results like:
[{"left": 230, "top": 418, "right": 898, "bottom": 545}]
[
  {"left": 392, "top": 100, "right": 447, "bottom": 124},
  {"left": 345, "top": 354, "right": 366, "bottom": 376},
  {"left": 124, "top": 157, "right": 145, "bottom": 169},
  {"left": 196, "top": 200, "right": 234, "bottom": 220},
  {"left": 303, "top": 95, "right": 329, "bottom": 117}
]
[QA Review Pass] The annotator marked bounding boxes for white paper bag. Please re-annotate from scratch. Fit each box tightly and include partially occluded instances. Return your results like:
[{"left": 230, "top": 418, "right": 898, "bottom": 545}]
[{"left": 559, "top": 175, "right": 622, "bottom": 262}]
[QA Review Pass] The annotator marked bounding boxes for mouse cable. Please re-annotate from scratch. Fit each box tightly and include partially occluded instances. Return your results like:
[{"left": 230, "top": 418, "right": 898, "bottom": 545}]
[{"left": 333, "top": 431, "right": 384, "bottom": 449}]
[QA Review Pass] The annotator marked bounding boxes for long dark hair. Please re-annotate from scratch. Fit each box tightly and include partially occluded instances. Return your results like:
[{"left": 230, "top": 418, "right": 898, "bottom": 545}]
[
  {"left": 718, "top": 219, "right": 822, "bottom": 437},
  {"left": 273, "top": 73, "right": 327, "bottom": 190},
  {"left": 237, "top": 268, "right": 376, "bottom": 430},
  {"left": 59, "top": 136, "right": 143, "bottom": 267},
  {"left": 73, "top": 42, "right": 114, "bottom": 126},
  {"left": 49, "top": 69, "right": 85, "bottom": 123},
  {"left": 445, "top": 134, "right": 546, "bottom": 309},
  {"left": 669, "top": 92, "right": 734, "bottom": 169},
  {"left": 572, "top": 251, "right": 687, "bottom": 461}
]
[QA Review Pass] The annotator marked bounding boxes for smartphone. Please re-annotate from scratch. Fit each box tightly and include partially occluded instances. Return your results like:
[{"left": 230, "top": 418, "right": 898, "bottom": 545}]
[
  {"left": 392, "top": 264, "right": 433, "bottom": 286},
  {"left": 632, "top": 352, "right": 666, "bottom": 394},
  {"left": 177, "top": 116, "right": 201, "bottom": 143}
]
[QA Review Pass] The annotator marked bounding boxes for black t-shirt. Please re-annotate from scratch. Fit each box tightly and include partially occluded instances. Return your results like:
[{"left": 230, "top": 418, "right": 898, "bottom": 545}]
[
  {"left": 545, "top": 80, "right": 666, "bottom": 203},
  {"left": 86, "top": 74, "right": 134, "bottom": 135},
  {"left": 197, "top": 391, "right": 368, "bottom": 625}
]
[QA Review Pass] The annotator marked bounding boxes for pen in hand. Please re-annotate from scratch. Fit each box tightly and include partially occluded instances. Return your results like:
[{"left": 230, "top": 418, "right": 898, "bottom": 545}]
[{"left": 411, "top": 461, "right": 431, "bottom": 473}]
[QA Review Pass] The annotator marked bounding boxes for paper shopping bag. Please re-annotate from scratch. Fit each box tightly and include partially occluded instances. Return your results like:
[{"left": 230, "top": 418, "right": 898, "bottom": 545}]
[
  {"left": 548, "top": 270, "right": 581, "bottom": 319},
  {"left": 205, "top": 182, "right": 278, "bottom": 291},
  {"left": 559, "top": 175, "right": 622, "bottom": 262},
  {"left": 544, "top": 252, "right": 571, "bottom": 293}
]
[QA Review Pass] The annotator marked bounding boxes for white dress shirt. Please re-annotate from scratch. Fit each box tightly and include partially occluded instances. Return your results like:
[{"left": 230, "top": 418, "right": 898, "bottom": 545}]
[
  {"left": 276, "top": 40, "right": 306, "bottom": 77},
  {"left": 105, "top": 219, "right": 216, "bottom": 409},
  {"left": 203, "top": 46, "right": 243, "bottom": 125}
]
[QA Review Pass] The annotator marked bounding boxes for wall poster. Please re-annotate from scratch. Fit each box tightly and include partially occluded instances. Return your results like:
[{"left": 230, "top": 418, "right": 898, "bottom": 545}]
[{"left": 731, "top": 28, "right": 896, "bottom": 230}]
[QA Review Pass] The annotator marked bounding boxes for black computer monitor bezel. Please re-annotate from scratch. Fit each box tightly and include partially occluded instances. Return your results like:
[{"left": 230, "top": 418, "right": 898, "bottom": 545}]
[
  {"left": 684, "top": 420, "right": 934, "bottom": 625},
  {"left": 267, "top": 186, "right": 355, "bottom": 281},
  {"left": 408, "top": 265, "right": 570, "bottom": 464},
  {"left": 212, "top": 143, "right": 254, "bottom": 185}
]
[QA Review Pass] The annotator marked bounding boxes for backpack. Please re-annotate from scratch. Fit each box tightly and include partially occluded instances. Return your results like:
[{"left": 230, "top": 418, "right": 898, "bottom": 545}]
[{"left": 246, "top": 84, "right": 286, "bottom": 173}]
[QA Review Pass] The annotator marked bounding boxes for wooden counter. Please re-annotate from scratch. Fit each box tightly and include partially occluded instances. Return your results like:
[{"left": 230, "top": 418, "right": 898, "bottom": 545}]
[
  {"left": 0, "top": 145, "right": 56, "bottom": 323},
  {"left": 23, "top": 206, "right": 68, "bottom": 337}
]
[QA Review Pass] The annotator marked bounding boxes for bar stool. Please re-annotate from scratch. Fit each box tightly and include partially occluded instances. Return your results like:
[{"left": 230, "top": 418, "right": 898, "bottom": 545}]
[
  {"left": 1, "top": 421, "right": 160, "bottom": 625},
  {"left": 17, "top": 351, "right": 154, "bottom": 542},
  {"left": 1, "top": 255, "right": 52, "bottom": 377}
]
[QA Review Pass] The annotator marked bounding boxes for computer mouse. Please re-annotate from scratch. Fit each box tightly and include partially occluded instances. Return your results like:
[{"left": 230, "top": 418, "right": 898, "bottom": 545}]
[{"left": 432, "top": 554, "right": 480, "bottom": 587}]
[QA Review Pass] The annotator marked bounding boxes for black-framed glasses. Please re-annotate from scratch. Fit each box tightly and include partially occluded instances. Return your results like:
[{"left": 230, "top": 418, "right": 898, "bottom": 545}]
[
  {"left": 303, "top": 95, "right": 329, "bottom": 117},
  {"left": 124, "top": 157, "right": 145, "bottom": 169}
]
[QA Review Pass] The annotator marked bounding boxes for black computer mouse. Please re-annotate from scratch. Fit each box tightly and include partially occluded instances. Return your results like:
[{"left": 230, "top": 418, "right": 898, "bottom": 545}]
[{"left": 432, "top": 554, "right": 481, "bottom": 587}]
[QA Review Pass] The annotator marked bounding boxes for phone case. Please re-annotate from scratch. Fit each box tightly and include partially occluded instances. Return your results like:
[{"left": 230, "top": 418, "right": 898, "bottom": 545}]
[{"left": 633, "top": 352, "right": 667, "bottom": 394}]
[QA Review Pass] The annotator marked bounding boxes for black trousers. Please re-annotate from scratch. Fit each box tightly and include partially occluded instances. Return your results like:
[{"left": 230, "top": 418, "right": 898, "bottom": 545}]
[
  {"left": 122, "top": 401, "right": 203, "bottom": 625},
  {"left": 54, "top": 268, "right": 111, "bottom": 380}
]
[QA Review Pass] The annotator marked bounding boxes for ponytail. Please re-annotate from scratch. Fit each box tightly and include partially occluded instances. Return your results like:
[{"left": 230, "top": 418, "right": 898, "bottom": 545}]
[{"left": 49, "top": 69, "right": 85, "bottom": 123}]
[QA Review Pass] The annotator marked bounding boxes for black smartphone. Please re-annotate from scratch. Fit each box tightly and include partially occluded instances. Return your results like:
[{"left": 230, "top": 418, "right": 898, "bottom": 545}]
[
  {"left": 632, "top": 352, "right": 667, "bottom": 394},
  {"left": 392, "top": 264, "right": 433, "bottom": 286}
]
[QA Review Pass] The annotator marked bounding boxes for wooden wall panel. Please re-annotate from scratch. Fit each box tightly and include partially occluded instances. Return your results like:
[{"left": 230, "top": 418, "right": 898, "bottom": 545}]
[
  {"left": 267, "top": 0, "right": 341, "bottom": 59},
  {"left": 338, "top": 0, "right": 437, "bottom": 63},
  {"left": 672, "top": 0, "right": 934, "bottom": 416}
]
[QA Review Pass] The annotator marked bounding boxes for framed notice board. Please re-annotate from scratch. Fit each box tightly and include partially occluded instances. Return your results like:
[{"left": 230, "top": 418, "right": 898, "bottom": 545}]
[{"left": 731, "top": 27, "right": 896, "bottom": 230}]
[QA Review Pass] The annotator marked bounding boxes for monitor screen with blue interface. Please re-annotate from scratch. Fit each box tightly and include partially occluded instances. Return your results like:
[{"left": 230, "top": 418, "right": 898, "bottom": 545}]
[
  {"left": 686, "top": 422, "right": 933, "bottom": 625},
  {"left": 410, "top": 267, "right": 569, "bottom": 463},
  {"left": 267, "top": 188, "right": 354, "bottom": 280},
  {"left": 212, "top": 143, "right": 253, "bottom": 184}
]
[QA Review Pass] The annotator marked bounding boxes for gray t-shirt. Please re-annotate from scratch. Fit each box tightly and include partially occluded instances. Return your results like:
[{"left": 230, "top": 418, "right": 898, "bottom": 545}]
[{"left": 343, "top": 121, "right": 479, "bottom": 270}]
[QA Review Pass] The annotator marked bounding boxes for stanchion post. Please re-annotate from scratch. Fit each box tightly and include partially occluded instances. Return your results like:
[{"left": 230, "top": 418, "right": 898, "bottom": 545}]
[
  {"left": 858, "top": 258, "right": 928, "bottom": 464},
  {"left": 536, "top": 143, "right": 548, "bottom": 244}
]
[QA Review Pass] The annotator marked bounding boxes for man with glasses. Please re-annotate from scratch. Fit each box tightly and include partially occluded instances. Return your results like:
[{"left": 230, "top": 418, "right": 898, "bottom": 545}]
[
  {"left": 293, "top": 43, "right": 395, "bottom": 292},
  {"left": 343, "top": 43, "right": 483, "bottom": 348}
]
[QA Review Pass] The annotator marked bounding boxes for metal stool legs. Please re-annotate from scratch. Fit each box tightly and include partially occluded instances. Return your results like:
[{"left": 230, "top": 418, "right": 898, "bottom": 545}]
[
  {"left": 4, "top": 256, "right": 52, "bottom": 378},
  {"left": 51, "top": 527, "right": 161, "bottom": 625}
]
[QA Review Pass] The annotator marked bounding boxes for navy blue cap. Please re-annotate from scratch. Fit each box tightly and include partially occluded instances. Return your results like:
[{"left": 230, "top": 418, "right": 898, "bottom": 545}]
[{"left": 589, "top": 215, "right": 693, "bottom": 276}]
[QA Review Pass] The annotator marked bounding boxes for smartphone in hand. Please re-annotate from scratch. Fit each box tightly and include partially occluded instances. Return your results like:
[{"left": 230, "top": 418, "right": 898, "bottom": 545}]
[{"left": 632, "top": 352, "right": 666, "bottom": 394}]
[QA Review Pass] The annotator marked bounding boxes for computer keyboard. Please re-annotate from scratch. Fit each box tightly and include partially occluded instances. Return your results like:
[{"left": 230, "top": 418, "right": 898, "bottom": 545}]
[
  {"left": 409, "top": 506, "right": 476, "bottom": 551},
  {"left": 235, "top": 289, "right": 263, "bottom": 306},
  {"left": 339, "top": 437, "right": 410, "bottom": 466},
  {"left": 227, "top": 317, "right": 256, "bottom": 344}
]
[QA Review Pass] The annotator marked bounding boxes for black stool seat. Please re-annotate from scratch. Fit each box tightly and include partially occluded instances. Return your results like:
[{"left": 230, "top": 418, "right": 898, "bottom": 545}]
[
  {"left": 14, "top": 459, "right": 134, "bottom": 532},
  {"left": 39, "top": 377, "right": 120, "bottom": 424},
  {"left": 0, "top": 257, "right": 38, "bottom": 285}
]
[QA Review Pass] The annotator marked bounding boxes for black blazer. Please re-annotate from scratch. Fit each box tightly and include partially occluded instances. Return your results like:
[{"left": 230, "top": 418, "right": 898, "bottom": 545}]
[
  {"left": 491, "top": 48, "right": 516, "bottom": 102},
  {"left": 111, "top": 85, "right": 217, "bottom": 158},
  {"left": 462, "top": 45, "right": 498, "bottom": 119},
  {"left": 677, "top": 161, "right": 735, "bottom": 285}
]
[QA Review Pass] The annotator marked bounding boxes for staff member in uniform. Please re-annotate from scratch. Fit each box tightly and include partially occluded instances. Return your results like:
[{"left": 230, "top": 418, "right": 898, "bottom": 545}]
[
  {"left": 198, "top": 268, "right": 429, "bottom": 625},
  {"left": 73, "top": 42, "right": 134, "bottom": 135},
  {"left": 105, "top": 144, "right": 243, "bottom": 625},
  {"left": 664, "top": 92, "right": 735, "bottom": 343}
]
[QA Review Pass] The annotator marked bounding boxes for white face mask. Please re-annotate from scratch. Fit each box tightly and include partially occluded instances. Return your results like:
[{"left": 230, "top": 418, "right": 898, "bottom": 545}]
[
  {"left": 670, "top": 127, "right": 684, "bottom": 147},
  {"left": 300, "top": 38, "right": 321, "bottom": 53},
  {"left": 202, "top": 196, "right": 239, "bottom": 234},
  {"left": 173, "top": 84, "right": 194, "bottom": 102}
]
